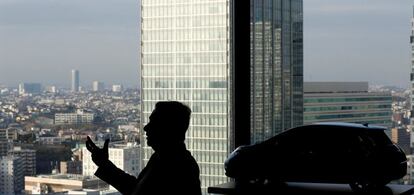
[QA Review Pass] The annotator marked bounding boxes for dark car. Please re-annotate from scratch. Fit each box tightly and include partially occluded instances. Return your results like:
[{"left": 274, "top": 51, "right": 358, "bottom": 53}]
[{"left": 225, "top": 122, "right": 407, "bottom": 192}]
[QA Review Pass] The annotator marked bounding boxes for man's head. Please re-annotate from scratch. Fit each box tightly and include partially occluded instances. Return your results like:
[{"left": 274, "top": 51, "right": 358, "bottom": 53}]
[{"left": 144, "top": 101, "right": 191, "bottom": 149}]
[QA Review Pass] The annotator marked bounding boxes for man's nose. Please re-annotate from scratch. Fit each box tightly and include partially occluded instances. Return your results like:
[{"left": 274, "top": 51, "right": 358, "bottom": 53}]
[{"left": 143, "top": 124, "right": 149, "bottom": 132}]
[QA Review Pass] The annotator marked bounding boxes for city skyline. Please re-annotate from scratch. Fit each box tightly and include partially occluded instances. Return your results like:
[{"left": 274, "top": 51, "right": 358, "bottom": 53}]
[{"left": 0, "top": 0, "right": 413, "bottom": 88}]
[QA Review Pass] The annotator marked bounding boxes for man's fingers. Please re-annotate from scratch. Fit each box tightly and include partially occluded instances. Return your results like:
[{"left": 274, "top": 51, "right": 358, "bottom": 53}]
[
  {"left": 86, "top": 136, "right": 98, "bottom": 152},
  {"left": 86, "top": 142, "right": 92, "bottom": 152},
  {"left": 103, "top": 139, "right": 109, "bottom": 151}
]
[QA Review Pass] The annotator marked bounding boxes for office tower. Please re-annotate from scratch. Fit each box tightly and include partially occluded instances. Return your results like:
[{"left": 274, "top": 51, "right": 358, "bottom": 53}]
[
  {"left": 0, "top": 156, "right": 24, "bottom": 194},
  {"left": 93, "top": 81, "right": 105, "bottom": 92},
  {"left": 71, "top": 69, "right": 80, "bottom": 92},
  {"left": 140, "top": 0, "right": 303, "bottom": 190},
  {"left": 18, "top": 83, "right": 42, "bottom": 95},
  {"left": 82, "top": 143, "right": 140, "bottom": 177},
  {"left": 8, "top": 146, "right": 36, "bottom": 176},
  {"left": 303, "top": 82, "right": 392, "bottom": 128},
  {"left": 112, "top": 84, "right": 123, "bottom": 92}
]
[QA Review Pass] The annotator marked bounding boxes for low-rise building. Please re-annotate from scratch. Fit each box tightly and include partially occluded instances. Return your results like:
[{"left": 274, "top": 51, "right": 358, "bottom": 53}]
[
  {"left": 25, "top": 174, "right": 107, "bottom": 194},
  {"left": 55, "top": 111, "right": 94, "bottom": 125}
]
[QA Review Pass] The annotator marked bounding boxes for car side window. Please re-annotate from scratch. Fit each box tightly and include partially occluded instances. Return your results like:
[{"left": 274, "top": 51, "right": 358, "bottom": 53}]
[{"left": 356, "top": 134, "right": 375, "bottom": 158}]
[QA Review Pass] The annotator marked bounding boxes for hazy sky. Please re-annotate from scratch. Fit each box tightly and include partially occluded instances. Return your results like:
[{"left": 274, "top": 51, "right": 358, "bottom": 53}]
[{"left": 0, "top": 0, "right": 412, "bottom": 88}]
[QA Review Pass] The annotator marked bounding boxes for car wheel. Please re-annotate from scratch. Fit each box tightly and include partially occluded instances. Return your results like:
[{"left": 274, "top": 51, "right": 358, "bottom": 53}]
[{"left": 349, "top": 180, "right": 387, "bottom": 193}]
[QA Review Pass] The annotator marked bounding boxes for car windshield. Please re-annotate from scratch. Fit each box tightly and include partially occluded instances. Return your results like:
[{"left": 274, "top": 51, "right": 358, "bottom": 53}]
[{"left": 367, "top": 131, "right": 393, "bottom": 147}]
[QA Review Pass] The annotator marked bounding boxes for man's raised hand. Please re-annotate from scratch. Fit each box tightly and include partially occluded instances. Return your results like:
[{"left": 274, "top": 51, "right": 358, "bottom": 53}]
[{"left": 86, "top": 136, "right": 110, "bottom": 167}]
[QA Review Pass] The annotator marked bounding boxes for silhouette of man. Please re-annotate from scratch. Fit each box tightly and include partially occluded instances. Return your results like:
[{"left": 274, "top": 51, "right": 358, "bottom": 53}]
[{"left": 86, "top": 101, "right": 201, "bottom": 195}]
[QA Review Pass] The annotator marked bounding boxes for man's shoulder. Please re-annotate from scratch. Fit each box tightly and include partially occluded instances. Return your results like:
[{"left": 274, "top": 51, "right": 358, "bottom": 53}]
[{"left": 158, "top": 150, "right": 199, "bottom": 168}]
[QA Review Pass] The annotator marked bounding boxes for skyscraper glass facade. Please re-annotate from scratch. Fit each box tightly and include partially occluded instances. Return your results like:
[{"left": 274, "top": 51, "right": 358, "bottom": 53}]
[
  {"left": 140, "top": 0, "right": 230, "bottom": 190},
  {"left": 250, "top": 0, "right": 303, "bottom": 143},
  {"left": 140, "top": 0, "right": 302, "bottom": 191}
]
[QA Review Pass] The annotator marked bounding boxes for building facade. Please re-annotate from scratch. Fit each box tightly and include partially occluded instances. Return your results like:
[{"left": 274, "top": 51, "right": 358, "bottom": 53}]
[
  {"left": 140, "top": 0, "right": 303, "bottom": 190},
  {"left": 249, "top": 0, "right": 303, "bottom": 143},
  {"left": 304, "top": 82, "right": 392, "bottom": 128},
  {"left": 0, "top": 128, "right": 18, "bottom": 141},
  {"left": 0, "top": 156, "right": 24, "bottom": 195},
  {"left": 92, "top": 81, "right": 105, "bottom": 92},
  {"left": 60, "top": 161, "right": 82, "bottom": 174},
  {"left": 18, "top": 83, "right": 42, "bottom": 95},
  {"left": 8, "top": 147, "right": 36, "bottom": 176},
  {"left": 0, "top": 140, "right": 12, "bottom": 157},
  {"left": 72, "top": 69, "right": 80, "bottom": 92},
  {"left": 55, "top": 112, "right": 94, "bottom": 125},
  {"left": 392, "top": 127, "right": 411, "bottom": 154},
  {"left": 112, "top": 85, "right": 123, "bottom": 93}
]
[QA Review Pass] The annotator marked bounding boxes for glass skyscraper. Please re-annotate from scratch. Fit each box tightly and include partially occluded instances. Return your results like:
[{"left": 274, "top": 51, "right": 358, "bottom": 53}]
[
  {"left": 250, "top": 0, "right": 303, "bottom": 143},
  {"left": 71, "top": 69, "right": 79, "bottom": 92},
  {"left": 140, "top": 0, "right": 302, "bottom": 191}
]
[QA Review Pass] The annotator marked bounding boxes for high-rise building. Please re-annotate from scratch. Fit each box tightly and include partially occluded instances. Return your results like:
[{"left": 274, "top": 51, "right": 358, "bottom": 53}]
[
  {"left": 140, "top": 0, "right": 303, "bottom": 191},
  {"left": 0, "top": 155, "right": 24, "bottom": 194},
  {"left": 8, "top": 146, "right": 36, "bottom": 176},
  {"left": 71, "top": 69, "right": 80, "bottom": 92},
  {"left": 93, "top": 81, "right": 105, "bottom": 92},
  {"left": 18, "top": 83, "right": 42, "bottom": 95}
]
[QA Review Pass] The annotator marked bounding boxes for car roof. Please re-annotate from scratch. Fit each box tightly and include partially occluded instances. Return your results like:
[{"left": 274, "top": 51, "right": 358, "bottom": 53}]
[
  {"left": 262, "top": 122, "right": 388, "bottom": 145},
  {"left": 308, "top": 122, "right": 387, "bottom": 131}
]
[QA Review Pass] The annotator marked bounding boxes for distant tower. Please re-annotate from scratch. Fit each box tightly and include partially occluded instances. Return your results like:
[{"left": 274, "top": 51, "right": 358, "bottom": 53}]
[{"left": 71, "top": 70, "right": 79, "bottom": 92}]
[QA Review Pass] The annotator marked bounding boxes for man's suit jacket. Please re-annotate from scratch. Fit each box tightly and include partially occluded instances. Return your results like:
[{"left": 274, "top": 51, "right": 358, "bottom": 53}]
[{"left": 95, "top": 144, "right": 201, "bottom": 195}]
